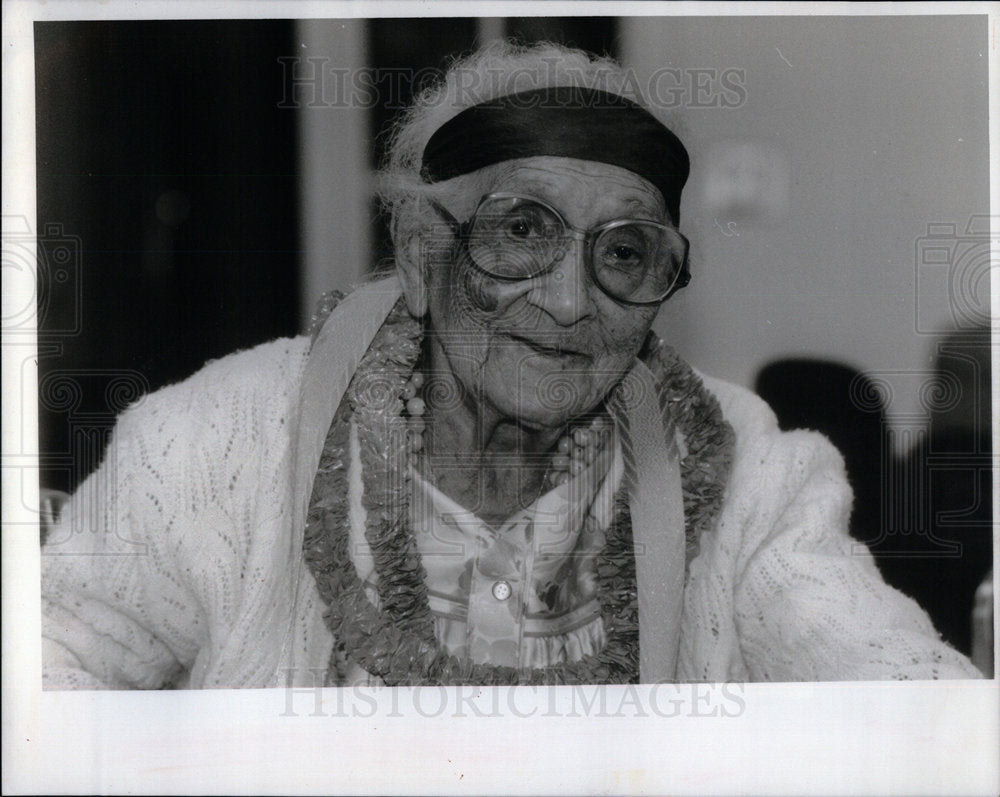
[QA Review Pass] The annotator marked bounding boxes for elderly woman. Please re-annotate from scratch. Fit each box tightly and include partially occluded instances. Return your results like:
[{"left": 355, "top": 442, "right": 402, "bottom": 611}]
[{"left": 42, "top": 42, "right": 979, "bottom": 688}]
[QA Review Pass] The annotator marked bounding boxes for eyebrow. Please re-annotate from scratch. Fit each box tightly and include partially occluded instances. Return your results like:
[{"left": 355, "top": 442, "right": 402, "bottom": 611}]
[
  {"left": 494, "top": 178, "right": 664, "bottom": 224},
  {"left": 623, "top": 197, "right": 663, "bottom": 221}
]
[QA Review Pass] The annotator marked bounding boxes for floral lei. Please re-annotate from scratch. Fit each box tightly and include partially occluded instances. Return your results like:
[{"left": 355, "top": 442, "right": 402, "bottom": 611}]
[{"left": 302, "top": 292, "right": 734, "bottom": 686}]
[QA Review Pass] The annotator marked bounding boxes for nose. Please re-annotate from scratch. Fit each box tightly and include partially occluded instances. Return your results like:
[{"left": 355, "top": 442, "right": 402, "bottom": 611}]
[{"left": 527, "top": 237, "right": 596, "bottom": 327}]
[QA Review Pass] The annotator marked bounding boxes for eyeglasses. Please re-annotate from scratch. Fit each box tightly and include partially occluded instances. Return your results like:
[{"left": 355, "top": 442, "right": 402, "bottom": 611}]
[{"left": 429, "top": 193, "right": 690, "bottom": 305}]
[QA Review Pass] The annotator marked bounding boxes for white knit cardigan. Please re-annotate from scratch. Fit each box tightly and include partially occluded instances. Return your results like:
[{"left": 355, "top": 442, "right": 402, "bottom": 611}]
[{"left": 41, "top": 335, "right": 980, "bottom": 688}]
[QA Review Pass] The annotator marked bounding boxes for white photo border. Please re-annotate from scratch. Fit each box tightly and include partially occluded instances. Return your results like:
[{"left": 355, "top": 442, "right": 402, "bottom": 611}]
[{"left": 3, "top": 2, "right": 998, "bottom": 794}]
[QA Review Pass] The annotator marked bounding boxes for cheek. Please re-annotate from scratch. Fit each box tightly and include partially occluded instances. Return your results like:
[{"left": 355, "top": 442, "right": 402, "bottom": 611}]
[
  {"left": 425, "top": 256, "right": 511, "bottom": 387},
  {"left": 460, "top": 262, "right": 501, "bottom": 313},
  {"left": 428, "top": 250, "right": 501, "bottom": 328},
  {"left": 593, "top": 304, "right": 658, "bottom": 360}
]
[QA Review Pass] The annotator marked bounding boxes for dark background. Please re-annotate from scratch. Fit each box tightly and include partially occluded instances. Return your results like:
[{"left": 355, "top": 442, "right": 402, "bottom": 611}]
[{"left": 35, "top": 20, "right": 300, "bottom": 493}]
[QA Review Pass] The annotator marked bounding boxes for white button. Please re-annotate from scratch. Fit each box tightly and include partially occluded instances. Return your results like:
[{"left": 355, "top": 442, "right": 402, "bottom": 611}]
[{"left": 492, "top": 580, "right": 512, "bottom": 601}]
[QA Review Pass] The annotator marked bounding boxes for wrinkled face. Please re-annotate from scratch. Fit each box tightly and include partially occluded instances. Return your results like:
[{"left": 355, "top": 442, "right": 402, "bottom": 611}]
[{"left": 414, "top": 156, "right": 669, "bottom": 431}]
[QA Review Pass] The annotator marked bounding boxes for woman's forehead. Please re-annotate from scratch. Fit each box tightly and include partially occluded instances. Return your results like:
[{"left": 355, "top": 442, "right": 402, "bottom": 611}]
[{"left": 486, "top": 157, "right": 667, "bottom": 221}]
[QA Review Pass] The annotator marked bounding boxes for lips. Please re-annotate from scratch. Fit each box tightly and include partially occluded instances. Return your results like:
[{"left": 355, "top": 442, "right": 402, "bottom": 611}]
[{"left": 504, "top": 333, "right": 591, "bottom": 359}]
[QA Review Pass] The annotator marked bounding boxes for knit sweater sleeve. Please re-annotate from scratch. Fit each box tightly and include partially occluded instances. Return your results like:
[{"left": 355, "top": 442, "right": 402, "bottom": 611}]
[
  {"left": 42, "top": 396, "right": 197, "bottom": 689},
  {"left": 41, "top": 337, "right": 310, "bottom": 689},
  {"left": 704, "top": 376, "right": 981, "bottom": 681}
]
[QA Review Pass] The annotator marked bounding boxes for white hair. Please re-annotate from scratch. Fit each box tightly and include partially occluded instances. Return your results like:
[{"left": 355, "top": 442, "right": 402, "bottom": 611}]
[{"left": 376, "top": 40, "right": 678, "bottom": 255}]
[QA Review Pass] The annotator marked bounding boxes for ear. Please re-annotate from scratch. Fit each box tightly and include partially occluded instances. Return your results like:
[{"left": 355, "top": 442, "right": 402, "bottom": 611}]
[{"left": 394, "top": 216, "right": 428, "bottom": 317}]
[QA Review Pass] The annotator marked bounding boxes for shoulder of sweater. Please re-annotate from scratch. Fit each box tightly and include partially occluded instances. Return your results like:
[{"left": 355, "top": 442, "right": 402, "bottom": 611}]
[
  {"left": 696, "top": 371, "right": 779, "bottom": 440},
  {"left": 693, "top": 371, "right": 854, "bottom": 581},
  {"left": 696, "top": 370, "right": 848, "bottom": 481},
  {"left": 114, "top": 336, "right": 312, "bottom": 435}
]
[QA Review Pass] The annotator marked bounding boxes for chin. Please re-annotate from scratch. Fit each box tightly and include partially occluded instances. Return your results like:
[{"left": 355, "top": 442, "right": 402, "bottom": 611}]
[{"left": 488, "top": 379, "right": 603, "bottom": 430}]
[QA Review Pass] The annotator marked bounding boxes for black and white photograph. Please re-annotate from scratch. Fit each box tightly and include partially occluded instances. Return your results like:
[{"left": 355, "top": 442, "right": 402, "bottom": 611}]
[{"left": 3, "top": 2, "right": 997, "bottom": 794}]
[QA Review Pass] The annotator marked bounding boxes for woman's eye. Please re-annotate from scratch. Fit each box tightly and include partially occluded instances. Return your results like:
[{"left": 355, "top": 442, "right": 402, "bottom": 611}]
[
  {"left": 604, "top": 243, "right": 645, "bottom": 265},
  {"left": 611, "top": 245, "right": 639, "bottom": 261},
  {"left": 502, "top": 211, "right": 549, "bottom": 240},
  {"left": 507, "top": 219, "right": 533, "bottom": 238}
]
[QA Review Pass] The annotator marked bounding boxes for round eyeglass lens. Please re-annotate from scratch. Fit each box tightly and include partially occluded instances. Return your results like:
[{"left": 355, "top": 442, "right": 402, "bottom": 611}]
[
  {"left": 592, "top": 222, "right": 684, "bottom": 303},
  {"left": 467, "top": 197, "right": 562, "bottom": 279}
]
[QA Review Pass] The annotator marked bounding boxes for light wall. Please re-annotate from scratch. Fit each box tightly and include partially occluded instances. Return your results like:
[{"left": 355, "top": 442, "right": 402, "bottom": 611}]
[
  {"left": 620, "top": 15, "right": 990, "bottom": 433},
  {"left": 295, "top": 18, "right": 370, "bottom": 327},
  {"left": 296, "top": 17, "right": 503, "bottom": 324}
]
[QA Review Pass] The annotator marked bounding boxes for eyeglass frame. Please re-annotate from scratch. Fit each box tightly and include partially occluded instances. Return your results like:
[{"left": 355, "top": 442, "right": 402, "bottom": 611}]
[{"left": 425, "top": 192, "right": 691, "bottom": 306}]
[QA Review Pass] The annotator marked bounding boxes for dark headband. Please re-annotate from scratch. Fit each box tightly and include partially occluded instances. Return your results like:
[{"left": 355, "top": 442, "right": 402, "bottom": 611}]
[{"left": 420, "top": 85, "right": 690, "bottom": 222}]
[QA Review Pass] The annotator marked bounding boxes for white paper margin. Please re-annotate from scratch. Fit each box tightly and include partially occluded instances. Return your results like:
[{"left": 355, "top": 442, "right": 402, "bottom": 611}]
[{"left": 3, "top": 2, "right": 998, "bottom": 794}]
